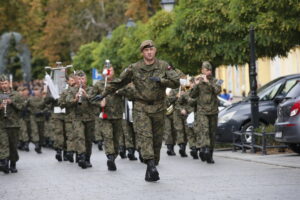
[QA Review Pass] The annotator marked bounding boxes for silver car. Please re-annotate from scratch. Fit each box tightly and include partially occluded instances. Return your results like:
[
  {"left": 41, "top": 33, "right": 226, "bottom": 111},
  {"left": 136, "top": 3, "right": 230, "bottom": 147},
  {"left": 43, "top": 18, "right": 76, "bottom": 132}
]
[{"left": 275, "top": 81, "right": 300, "bottom": 154}]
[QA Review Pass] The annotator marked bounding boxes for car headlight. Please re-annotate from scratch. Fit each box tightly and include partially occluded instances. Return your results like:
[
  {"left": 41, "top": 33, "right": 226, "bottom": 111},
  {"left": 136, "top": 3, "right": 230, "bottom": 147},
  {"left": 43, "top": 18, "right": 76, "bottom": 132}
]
[{"left": 218, "top": 111, "right": 236, "bottom": 124}]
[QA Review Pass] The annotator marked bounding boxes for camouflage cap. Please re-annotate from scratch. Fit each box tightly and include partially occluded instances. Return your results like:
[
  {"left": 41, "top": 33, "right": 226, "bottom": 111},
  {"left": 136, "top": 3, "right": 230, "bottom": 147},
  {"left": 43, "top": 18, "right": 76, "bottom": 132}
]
[
  {"left": 202, "top": 61, "right": 212, "bottom": 70},
  {"left": 140, "top": 40, "right": 155, "bottom": 51},
  {"left": 0, "top": 74, "right": 8, "bottom": 82},
  {"left": 75, "top": 70, "right": 86, "bottom": 77}
]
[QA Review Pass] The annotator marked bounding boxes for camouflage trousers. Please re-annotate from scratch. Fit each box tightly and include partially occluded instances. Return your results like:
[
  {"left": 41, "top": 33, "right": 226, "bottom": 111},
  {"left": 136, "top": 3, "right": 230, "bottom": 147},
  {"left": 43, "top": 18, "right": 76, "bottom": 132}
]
[
  {"left": 101, "top": 119, "right": 122, "bottom": 155},
  {"left": 133, "top": 110, "right": 165, "bottom": 164},
  {"left": 30, "top": 115, "right": 44, "bottom": 144},
  {"left": 19, "top": 118, "right": 30, "bottom": 142},
  {"left": 121, "top": 119, "right": 136, "bottom": 149},
  {"left": 0, "top": 128, "right": 19, "bottom": 162},
  {"left": 0, "top": 127, "right": 9, "bottom": 159},
  {"left": 65, "top": 121, "right": 74, "bottom": 152},
  {"left": 53, "top": 118, "right": 66, "bottom": 150},
  {"left": 71, "top": 120, "right": 94, "bottom": 156},
  {"left": 173, "top": 110, "right": 188, "bottom": 145},
  {"left": 186, "top": 126, "right": 197, "bottom": 148},
  {"left": 164, "top": 114, "right": 176, "bottom": 145},
  {"left": 94, "top": 117, "right": 103, "bottom": 142},
  {"left": 194, "top": 114, "right": 218, "bottom": 148},
  {"left": 44, "top": 118, "right": 54, "bottom": 141}
]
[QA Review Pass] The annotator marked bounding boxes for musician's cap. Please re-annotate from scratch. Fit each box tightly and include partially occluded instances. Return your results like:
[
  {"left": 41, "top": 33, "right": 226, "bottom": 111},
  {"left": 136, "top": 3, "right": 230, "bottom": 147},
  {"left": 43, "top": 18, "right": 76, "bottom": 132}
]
[
  {"left": 140, "top": 40, "right": 155, "bottom": 51},
  {"left": 202, "top": 61, "right": 212, "bottom": 70},
  {"left": 0, "top": 74, "right": 8, "bottom": 82},
  {"left": 75, "top": 70, "right": 86, "bottom": 77}
]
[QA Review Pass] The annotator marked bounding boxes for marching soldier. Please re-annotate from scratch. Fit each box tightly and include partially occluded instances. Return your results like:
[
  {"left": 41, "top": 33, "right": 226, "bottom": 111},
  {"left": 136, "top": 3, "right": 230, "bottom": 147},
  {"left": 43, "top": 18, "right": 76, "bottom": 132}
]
[
  {"left": 92, "top": 40, "right": 180, "bottom": 182},
  {"left": 92, "top": 67, "right": 124, "bottom": 171},
  {"left": 189, "top": 61, "right": 221, "bottom": 164},
  {"left": 0, "top": 75, "right": 24, "bottom": 173}
]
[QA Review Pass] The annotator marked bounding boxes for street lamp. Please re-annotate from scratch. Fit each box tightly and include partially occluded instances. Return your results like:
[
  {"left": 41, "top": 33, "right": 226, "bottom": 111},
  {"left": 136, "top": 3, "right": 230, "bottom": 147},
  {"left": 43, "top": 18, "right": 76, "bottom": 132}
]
[
  {"left": 161, "top": 0, "right": 176, "bottom": 12},
  {"left": 126, "top": 18, "right": 136, "bottom": 28}
]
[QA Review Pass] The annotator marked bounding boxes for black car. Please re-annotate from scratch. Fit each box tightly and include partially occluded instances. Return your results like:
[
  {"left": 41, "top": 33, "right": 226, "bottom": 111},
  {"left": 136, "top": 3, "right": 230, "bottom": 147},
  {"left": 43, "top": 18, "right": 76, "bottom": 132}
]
[
  {"left": 216, "top": 74, "right": 300, "bottom": 143},
  {"left": 275, "top": 81, "right": 300, "bottom": 154}
]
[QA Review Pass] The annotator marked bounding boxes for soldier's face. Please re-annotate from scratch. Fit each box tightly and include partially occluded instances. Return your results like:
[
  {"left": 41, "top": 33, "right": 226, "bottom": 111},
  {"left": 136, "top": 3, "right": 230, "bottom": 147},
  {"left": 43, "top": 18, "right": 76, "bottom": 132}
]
[
  {"left": 142, "top": 47, "right": 156, "bottom": 62},
  {"left": 76, "top": 76, "right": 86, "bottom": 86},
  {"left": 19, "top": 89, "right": 29, "bottom": 97},
  {"left": 0, "top": 81, "right": 10, "bottom": 92},
  {"left": 201, "top": 68, "right": 212, "bottom": 77},
  {"left": 68, "top": 78, "right": 75, "bottom": 86},
  {"left": 34, "top": 88, "right": 41, "bottom": 96}
]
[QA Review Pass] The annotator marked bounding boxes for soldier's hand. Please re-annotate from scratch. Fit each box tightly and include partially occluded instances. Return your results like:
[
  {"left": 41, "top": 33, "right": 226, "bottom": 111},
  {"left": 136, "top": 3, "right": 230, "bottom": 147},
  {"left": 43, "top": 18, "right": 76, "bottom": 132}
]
[
  {"left": 181, "top": 109, "right": 187, "bottom": 116},
  {"left": 91, "top": 95, "right": 104, "bottom": 102},
  {"left": 149, "top": 77, "right": 161, "bottom": 83}
]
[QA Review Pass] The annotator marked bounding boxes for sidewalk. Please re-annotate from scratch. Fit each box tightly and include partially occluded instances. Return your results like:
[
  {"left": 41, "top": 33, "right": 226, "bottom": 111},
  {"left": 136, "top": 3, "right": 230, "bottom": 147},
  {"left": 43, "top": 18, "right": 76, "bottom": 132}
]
[{"left": 215, "top": 150, "right": 300, "bottom": 168}]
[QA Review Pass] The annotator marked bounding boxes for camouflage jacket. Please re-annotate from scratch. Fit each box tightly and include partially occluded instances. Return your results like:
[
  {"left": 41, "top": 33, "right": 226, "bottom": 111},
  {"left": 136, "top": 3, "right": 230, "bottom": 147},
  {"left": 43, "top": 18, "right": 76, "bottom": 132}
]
[
  {"left": 189, "top": 77, "right": 221, "bottom": 115},
  {"left": 102, "top": 59, "right": 180, "bottom": 113},
  {"left": 62, "top": 85, "right": 94, "bottom": 121},
  {"left": 0, "top": 90, "right": 25, "bottom": 127},
  {"left": 93, "top": 79, "right": 124, "bottom": 119},
  {"left": 27, "top": 95, "right": 47, "bottom": 122}
]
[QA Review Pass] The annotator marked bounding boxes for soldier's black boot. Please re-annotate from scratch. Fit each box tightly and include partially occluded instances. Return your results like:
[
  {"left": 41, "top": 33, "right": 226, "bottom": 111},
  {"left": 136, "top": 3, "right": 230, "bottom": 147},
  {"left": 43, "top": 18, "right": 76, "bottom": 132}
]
[
  {"left": 107, "top": 154, "right": 117, "bottom": 171},
  {"left": 190, "top": 146, "right": 199, "bottom": 159},
  {"left": 179, "top": 143, "right": 188, "bottom": 157},
  {"left": 9, "top": 161, "right": 18, "bottom": 173},
  {"left": 63, "top": 151, "right": 68, "bottom": 161},
  {"left": 199, "top": 147, "right": 206, "bottom": 162},
  {"left": 34, "top": 143, "right": 42, "bottom": 154},
  {"left": 78, "top": 153, "right": 88, "bottom": 169},
  {"left": 97, "top": 140, "right": 103, "bottom": 151},
  {"left": 206, "top": 148, "right": 215, "bottom": 164},
  {"left": 127, "top": 148, "right": 138, "bottom": 161},
  {"left": 145, "top": 160, "right": 160, "bottom": 182},
  {"left": 119, "top": 146, "right": 127, "bottom": 159},
  {"left": 66, "top": 151, "right": 74, "bottom": 163},
  {"left": 0, "top": 159, "right": 9, "bottom": 174},
  {"left": 23, "top": 142, "right": 30, "bottom": 152},
  {"left": 55, "top": 149, "right": 62, "bottom": 162},
  {"left": 85, "top": 154, "right": 93, "bottom": 168},
  {"left": 138, "top": 150, "right": 144, "bottom": 163},
  {"left": 166, "top": 144, "right": 176, "bottom": 156},
  {"left": 18, "top": 141, "right": 24, "bottom": 151}
]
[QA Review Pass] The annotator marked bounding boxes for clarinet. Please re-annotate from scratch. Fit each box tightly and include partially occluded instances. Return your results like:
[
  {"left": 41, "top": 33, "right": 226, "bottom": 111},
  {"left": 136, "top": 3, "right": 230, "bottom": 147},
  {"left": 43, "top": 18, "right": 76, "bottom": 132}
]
[{"left": 78, "top": 82, "right": 83, "bottom": 105}]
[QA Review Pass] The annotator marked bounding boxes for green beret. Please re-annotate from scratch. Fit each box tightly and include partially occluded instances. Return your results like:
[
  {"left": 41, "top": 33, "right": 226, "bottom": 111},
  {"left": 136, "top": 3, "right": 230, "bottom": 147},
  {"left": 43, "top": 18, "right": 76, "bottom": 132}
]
[
  {"left": 0, "top": 74, "right": 8, "bottom": 82},
  {"left": 202, "top": 61, "right": 212, "bottom": 70},
  {"left": 75, "top": 70, "right": 86, "bottom": 77},
  {"left": 140, "top": 40, "right": 155, "bottom": 51}
]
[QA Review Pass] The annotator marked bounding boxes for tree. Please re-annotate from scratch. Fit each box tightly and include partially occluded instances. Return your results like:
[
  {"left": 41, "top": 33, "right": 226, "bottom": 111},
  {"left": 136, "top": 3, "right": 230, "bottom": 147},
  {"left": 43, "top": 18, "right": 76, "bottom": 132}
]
[{"left": 126, "top": 0, "right": 161, "bottom": 22}]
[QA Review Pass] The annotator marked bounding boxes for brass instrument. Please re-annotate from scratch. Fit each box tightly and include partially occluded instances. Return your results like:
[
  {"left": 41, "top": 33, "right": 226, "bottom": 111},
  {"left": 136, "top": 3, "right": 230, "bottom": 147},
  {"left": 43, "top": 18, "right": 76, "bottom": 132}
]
[
  {"left": 0, "top": 94, "right": 9, "bottom": 118},
  {"left": 166, "top": 104, "right": 174, "bottom": 116}
]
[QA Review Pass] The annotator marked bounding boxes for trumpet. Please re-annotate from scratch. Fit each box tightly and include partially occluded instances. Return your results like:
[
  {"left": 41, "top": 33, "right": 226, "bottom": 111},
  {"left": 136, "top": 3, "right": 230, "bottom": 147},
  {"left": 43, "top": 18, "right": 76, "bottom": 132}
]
[{"left": 2, "top": 99, "right": 7, "bottom": 118}]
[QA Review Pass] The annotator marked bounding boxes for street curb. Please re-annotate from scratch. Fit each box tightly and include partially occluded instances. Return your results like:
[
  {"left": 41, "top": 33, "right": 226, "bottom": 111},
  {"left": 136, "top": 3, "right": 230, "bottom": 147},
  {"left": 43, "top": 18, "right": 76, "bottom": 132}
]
[{"left": 215, "top": 152, "right": 300, "bottom": 169}]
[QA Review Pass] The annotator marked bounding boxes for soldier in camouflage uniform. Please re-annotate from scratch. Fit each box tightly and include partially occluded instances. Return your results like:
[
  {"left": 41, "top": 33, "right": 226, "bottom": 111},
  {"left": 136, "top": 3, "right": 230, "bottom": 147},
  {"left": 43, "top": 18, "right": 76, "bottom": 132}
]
[
  {"left": 64, "top": 71, "right": 94, "bottom": 169},
  {"left": 189, "top": 61, "right": 221, "bottom": 164},
  {"left": 92, "top": 67, "right": 124, "bottom": 171},
  {"left": 17, "top": 86, "right": 31, "bottom": 152},
  {"left": 92, "top": 40, "right": 180, "bottom": 182},
  {"left": 0, "top": 75, "right": 25, "bottom": 173},
  {"left": 164, "top": 89, "right": 177, "bottom": 156},
  {"left": 27, "top": 86, "right": 47, "bottom": 154},
  {"left": 59, "top": 74, "right": 76, "bottom": 162}
]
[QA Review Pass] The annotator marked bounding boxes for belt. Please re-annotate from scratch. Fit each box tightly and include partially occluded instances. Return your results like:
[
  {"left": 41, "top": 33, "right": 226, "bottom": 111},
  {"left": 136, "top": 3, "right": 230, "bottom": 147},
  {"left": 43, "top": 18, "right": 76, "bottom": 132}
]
[{"left": 136, "top": 99, "right": 163, "bottom": 105}]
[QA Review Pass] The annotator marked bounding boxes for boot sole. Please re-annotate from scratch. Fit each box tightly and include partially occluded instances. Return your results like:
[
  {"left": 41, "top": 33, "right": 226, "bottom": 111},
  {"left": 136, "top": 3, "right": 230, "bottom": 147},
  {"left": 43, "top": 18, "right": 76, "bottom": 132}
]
[
  {"left": 145, "top": 171, "right": 160, "bottom": 182},
  {"left": 107, "top": 160, "right": 117, "bottom": 171}
]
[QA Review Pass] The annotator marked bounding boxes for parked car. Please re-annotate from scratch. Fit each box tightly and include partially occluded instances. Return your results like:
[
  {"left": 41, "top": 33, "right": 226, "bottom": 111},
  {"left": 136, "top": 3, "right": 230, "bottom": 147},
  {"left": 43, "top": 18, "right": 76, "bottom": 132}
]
[
  {"left": 216, "top": 74, "right": 300, "bottom": 143},
  {"left": 218, "top": 96, "right": 232, "bottom": 111},
  {"left": 275, "top": 81, "right": 300, "bottom": 154}
]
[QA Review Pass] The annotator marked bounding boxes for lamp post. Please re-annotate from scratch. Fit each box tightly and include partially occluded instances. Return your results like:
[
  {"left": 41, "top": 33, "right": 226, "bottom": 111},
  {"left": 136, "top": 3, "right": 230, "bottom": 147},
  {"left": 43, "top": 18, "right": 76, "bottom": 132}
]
[
  {"left": 249, "top": 26, "right": 259, "bottom": 152},
  {"left": 161, "top": 0, "right": 176, "bottom": 12}
]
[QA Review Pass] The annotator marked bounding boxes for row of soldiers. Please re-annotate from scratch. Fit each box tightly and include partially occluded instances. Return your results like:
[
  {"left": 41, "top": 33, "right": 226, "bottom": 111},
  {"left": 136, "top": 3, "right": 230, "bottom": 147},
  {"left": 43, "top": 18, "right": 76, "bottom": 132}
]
[{"left": 0, "top": 40, "right": 221, "bottom": 182}]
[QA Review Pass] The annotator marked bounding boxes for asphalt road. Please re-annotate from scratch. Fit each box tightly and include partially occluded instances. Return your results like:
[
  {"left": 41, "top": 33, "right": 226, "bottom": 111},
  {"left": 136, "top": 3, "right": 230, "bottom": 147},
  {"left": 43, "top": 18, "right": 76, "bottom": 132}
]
[{"left": 1, "top": 144, "right": 300, "bottom": 200}]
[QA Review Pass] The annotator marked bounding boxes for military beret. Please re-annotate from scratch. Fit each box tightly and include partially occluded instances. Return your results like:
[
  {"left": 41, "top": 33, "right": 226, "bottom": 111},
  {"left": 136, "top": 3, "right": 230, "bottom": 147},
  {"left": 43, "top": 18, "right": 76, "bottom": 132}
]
[
  {"left": 0, "top": 74, "right": 8, "bottom": 82},
  {"left": 140, "top": 40, "right": 155, "bottom": 51},
  {"left": 75, "top": 70, "right": 86, "bottom": 77},
  {"left": 202, "top": 61, "right": 212, "bottom": 70}
]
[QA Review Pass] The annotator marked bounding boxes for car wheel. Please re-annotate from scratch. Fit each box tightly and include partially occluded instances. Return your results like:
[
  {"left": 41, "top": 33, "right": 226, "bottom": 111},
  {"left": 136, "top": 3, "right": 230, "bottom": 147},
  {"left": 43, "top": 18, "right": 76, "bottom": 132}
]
[
  {"left": 240, "top": 122, "right": 266, "bottom": 143},
  {"left": 289, "top": 144, "right": 300, "bottom": 154}
]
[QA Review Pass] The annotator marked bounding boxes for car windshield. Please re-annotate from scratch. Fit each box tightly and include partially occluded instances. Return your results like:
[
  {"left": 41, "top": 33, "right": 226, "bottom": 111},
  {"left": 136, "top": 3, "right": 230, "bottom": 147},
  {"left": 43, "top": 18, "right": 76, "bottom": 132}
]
[{"left": 286, "top": 81, "right": 300, "bottom": 98}]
